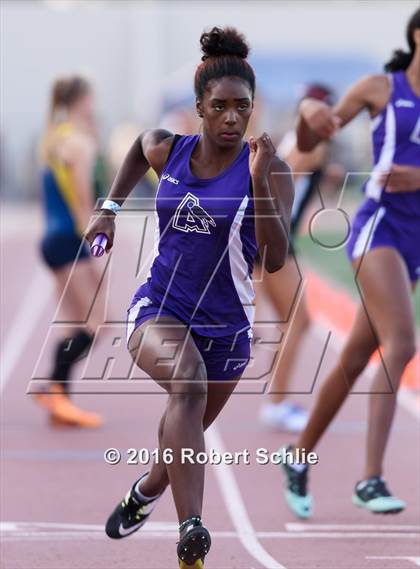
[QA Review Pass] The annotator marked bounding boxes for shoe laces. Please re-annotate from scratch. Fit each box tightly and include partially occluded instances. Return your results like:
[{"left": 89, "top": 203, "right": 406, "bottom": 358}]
[
  {"left": 362, "top": 477, "right": 391, "bottom": 499},
  {"left": 122, "top": 491, "right": 146, "bottom": 521},
  {"left": 179, "top": 516, "right": 202, "bottom": 535},
  {"left": 287, "top": 464, "right": 308, "bottom": 496}
]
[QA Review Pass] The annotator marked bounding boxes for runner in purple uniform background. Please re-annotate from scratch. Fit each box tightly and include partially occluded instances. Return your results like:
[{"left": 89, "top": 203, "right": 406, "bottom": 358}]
[
  {"left": 86, "top": 27, "right": 293, "bottom": 567},
  {"left": 280, "top": 8, "right": 420, "bottom": 519}
]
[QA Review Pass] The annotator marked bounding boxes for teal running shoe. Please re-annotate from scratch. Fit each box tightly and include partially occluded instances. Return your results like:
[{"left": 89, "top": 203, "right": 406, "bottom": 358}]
[
  {"left": 352, "top": 477, "right": 406, "bottom": 514},
  {"left": 278, "top": 445, "right": 313, "bottom": 519}
]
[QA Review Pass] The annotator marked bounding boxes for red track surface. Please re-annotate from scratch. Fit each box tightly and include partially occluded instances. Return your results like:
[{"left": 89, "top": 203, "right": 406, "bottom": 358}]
[{"left": 1, "top": 207, "right": 419, "bottom": 569}]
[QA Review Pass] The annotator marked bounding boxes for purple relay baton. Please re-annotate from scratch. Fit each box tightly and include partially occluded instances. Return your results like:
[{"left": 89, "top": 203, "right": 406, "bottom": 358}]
[{"left": 91, "top": 233, "right": 108, "bottom": 257}]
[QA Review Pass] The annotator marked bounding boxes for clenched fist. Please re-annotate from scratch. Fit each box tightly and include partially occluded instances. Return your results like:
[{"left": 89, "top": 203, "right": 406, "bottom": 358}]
[{"left": 249, "top": 133, "right": 276, "bottom": 179}]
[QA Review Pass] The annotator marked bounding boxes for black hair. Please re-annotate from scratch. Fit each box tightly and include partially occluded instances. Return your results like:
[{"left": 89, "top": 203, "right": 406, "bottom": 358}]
[
  {"left": 194, "top": 27, "right": 256, "bottom": 99},
  {"left": 384, "top": 8, "right": 420, "bottom": 72}
]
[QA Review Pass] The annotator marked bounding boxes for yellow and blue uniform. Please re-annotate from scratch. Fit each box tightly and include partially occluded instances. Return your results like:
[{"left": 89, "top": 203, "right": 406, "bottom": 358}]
[{"left": 40, "top": 123, "right": 90, "bottom": 269}]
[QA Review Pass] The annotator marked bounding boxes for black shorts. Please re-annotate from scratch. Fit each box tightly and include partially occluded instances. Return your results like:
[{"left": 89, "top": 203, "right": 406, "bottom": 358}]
[{"left": 40, "top": 233, "right": 90, "bottom": 270}]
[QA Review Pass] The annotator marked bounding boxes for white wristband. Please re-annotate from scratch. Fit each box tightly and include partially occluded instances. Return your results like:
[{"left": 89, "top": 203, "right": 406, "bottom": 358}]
[{"left": 101, "top": 199, "right": 121, "bottom": 215}]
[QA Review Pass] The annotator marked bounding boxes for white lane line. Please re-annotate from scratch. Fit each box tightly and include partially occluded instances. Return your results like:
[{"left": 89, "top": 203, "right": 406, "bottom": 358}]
[
  {"left": 0, "top": 267, "right": 52, "bottom": 394},
  {"left": 286, "top": 523, "right": 420, "bottom": 532},
  {"left": 206, "top": 425, "right": 287, "bottom": 569},
  {"left": 0, "top": 521, "right": 177, "bottom": 532},
  {"left": 366, "top": 556, "right": 420, "bottom": 567},
  {"left": 0, "top": 520, "right": 236, "bottom": 540},
  {"left": 2, "top": 522, "right": 418, "bottom": 544},
  {"left": 312, "top": 320, "right": 420, "bottom": 422},
  {"left": 257, "top": 532, "right": 419, "bottom": 539},
  {"left": 1, "top": 532, "right": 237, "bottom": 541},
  {"left": 2, "top": 532, "right": 418, "bottom": 542}
]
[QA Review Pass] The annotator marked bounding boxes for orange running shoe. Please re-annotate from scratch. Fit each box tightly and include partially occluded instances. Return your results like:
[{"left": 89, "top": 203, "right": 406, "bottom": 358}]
[{"left": 33, "top": 384, "right": 103, "bottom": 428}]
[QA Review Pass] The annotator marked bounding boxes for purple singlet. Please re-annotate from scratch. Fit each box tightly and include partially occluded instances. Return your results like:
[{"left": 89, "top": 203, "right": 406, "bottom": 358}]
[
  {"left": 347, "top": 71, "right": 420, "bottom": 281},
  {"left": 127, "top": 135, "right": 257, "bottom": 340}
]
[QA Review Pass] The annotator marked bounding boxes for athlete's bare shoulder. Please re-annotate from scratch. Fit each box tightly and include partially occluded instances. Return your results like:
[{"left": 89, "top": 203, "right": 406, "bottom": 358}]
[
  {"left": 140, "top": 129, "right": 175, "bottom": 175},
  {"left": 351, "top": 74, "right": 391, "bottom": 116},
  {"left": 59, "top": 128, "right": 96, "bottom": 166}
]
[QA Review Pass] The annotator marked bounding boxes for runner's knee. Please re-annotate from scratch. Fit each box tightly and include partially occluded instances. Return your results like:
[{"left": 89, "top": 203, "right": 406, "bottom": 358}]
[
  {"left": 383, "top": 335, "right": 416, "bottom": 369},
  {"left": 340, "top": 343, "right": 375, "bottom": 380},
  {"left": 167, "top": 365, "right": 207, "bottom": 416}
]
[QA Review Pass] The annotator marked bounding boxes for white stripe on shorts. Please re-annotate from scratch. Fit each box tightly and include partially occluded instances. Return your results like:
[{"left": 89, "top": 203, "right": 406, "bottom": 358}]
[
  {"left": 126, "top": 296, "right": 153, "bottom": 345},
  {"left": 352, "top": 206, "right": 386, "bottom": 259},
  {"left": 365, "top": 99, "right": 396, "bottom": 201}
]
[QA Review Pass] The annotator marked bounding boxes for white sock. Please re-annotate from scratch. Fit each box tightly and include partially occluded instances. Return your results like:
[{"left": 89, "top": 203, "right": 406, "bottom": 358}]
[
  {"left": 289, "top": 462, "right": 308, "bottom": 473},
  {"left": 134, "top": 475, "right": 160, "bottom": 503}
]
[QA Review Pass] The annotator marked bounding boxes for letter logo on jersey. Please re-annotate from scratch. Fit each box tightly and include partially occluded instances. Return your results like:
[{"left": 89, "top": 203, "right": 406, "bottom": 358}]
[
  {"left": 409, "top": 116, "right": 420, "bottom": 145},
  {"left": 172, "top": 192, "right": 216, "bottom": 234},
  {"left": 162, "top": 173, "right": 179, "bottom": 185},
  {"left": 395, "top": 99, "right": 415, "bottom": 108}
]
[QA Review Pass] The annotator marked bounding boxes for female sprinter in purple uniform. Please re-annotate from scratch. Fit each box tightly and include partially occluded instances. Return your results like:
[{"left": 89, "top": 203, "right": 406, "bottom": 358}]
[
  {"left": 280, "top": 8, "right": 420, "bottom": 518},
  {"left": 86, "top": 27, "right": 293, "bottom": 567}
]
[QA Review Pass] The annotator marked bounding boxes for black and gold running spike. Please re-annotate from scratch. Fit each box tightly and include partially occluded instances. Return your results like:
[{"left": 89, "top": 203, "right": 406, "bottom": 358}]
[
  {"left": 177, "top": 516, "right": 210, "bottom": 568},
  {"left": 179, "top": 559, "right": 204, "bottom": 569}
]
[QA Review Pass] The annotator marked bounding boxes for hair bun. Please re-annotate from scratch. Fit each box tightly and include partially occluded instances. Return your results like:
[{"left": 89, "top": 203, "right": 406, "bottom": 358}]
[{"left": 200, "top": 27, "right": 249, "bottom": 61}]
